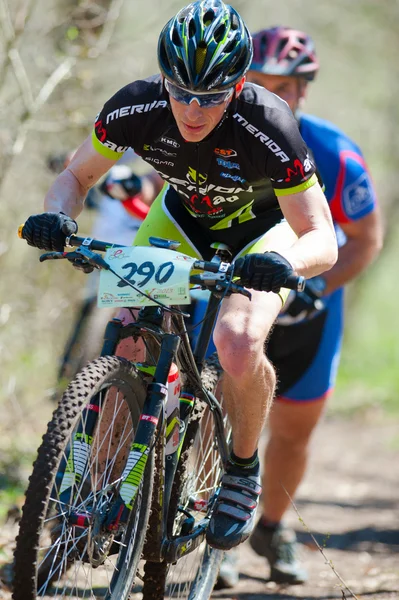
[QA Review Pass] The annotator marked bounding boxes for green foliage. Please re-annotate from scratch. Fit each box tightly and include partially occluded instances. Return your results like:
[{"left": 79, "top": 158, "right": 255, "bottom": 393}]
[{"left": 333, "top": 233, "right": 399, "bottom": 416}]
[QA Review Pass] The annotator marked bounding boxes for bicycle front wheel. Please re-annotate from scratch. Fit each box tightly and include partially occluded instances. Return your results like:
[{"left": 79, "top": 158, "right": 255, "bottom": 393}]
[
  {"left": 143, "top": 353, "right": 229, "bottom": 600},
  {"left": 13, "top": 356, "right": 153, "bottom": 600}
]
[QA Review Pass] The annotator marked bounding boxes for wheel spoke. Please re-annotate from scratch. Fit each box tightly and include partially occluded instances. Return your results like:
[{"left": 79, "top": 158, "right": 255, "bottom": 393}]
[{"left": 13, "top": 357, "right": 152, "bottom": 600}]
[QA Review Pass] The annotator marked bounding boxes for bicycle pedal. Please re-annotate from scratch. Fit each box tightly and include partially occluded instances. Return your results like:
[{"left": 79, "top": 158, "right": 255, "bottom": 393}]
[{"left": 180, "top": 515, "right": 195, "bottom": 535}]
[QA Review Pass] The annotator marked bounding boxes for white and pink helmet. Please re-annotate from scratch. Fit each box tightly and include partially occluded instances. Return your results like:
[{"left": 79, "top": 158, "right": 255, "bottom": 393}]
[{"left": 251, "top": 27, "right": 319, "bottom": 81}]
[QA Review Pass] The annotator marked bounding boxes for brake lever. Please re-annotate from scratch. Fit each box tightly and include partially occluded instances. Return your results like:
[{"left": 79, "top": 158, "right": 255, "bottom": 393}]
[
  {"left": 39, "top": 251, "right": 70, "bottom": 262},
  {"left": 75, "top": 247, "right": 110, "bottom": 270},
  {"left": 227, "top": 282, "right": 252, "bottom": 299}
]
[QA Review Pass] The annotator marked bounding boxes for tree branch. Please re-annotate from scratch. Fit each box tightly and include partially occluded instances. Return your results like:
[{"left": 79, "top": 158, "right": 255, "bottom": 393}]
[
  {"left": 88, "top": 0, "right": 125, "bottom": 58},
  {"left": 8, "top": 47, "right": 34, "bottom": 111},
  {"left": 33, "top": 57, "right": 75, "bottom": 110}
]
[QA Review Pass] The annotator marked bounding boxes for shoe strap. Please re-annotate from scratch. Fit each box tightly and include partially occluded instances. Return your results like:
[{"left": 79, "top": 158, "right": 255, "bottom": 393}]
[
  {"left": 216, "top": 503, "right": 251, "bottom": 522},
  {"left": 221, "top": 473, "right": 262, "bottom": 497},
  {"left": 218, "top": 487, "right": 257, "bottom": 510}
]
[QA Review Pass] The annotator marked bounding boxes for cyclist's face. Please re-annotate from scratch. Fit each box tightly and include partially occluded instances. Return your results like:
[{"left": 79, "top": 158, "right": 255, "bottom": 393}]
[
  {"left": 169, "top": 95, "right": 232, "bottom": 142},
  {"left": 246, "top": 72, "right": 306, "bottom": 112}
]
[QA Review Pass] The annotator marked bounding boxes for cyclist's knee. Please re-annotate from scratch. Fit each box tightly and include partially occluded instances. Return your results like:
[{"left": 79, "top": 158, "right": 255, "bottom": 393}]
[{"left": 213, "top": 323, "right": 268, "bottom": 379}]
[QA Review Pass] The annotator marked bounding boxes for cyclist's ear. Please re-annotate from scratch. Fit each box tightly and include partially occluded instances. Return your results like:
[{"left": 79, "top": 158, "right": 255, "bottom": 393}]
[
  {"left": 235, "top": 76, "right": 246, "bottom": 98},
  {"left": 297, "top": 78, "right": 309, "bottom": 110}
]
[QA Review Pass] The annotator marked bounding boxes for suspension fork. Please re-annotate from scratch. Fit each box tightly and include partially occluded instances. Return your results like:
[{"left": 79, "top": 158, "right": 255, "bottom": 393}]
[{"left": 105, "top": 332, "right": 181, "bottom": 531}]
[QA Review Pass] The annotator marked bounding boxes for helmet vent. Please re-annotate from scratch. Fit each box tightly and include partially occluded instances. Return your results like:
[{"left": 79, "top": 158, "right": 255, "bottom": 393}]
[
  {"left": 203, "top": 10, "right": 215, "bottom": 27},
  {"left": 231, "top": 13, "right": 239, "bottom": 30},
  {"left": 223, "top": 37, "right": 236, "bottom": 53},
  {"left": 172, "top": 29, "right": 182, "bottom": 46},
  {"left": 229, "top": 52, "right": 245, "bottom": 76},
  {"left": 214, "top": 23, "right": 226, "bottom": 43},
  {"left": 196, "top": 42, "right": 207, "bottom": 72},
  {"left": 188, "top": 18, "right": 196, "bottom": 38},
  {"left": 276, "top": 39, "right": 287, "bottom": 55}
]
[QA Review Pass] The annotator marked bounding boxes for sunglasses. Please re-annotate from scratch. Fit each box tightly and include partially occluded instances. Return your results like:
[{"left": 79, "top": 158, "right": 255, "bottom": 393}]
[{"left": 165, "top": 79, "right": 234, "bottom": 108}]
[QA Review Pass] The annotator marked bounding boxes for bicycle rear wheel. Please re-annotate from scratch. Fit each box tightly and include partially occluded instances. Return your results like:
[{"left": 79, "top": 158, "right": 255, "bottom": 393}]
[
  {"left": 143, "top": 353, "right": 229, "bottom": 600},
  {"left": 13, "top": 356, "right": 153, "bottom": 600}
]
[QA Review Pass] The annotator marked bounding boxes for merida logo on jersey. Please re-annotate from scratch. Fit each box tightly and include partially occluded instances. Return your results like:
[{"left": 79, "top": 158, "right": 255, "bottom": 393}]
[
  {"left": 106, "top": 100, "right": 167, "bottom": 124},
  {"left": 232, "top": 113, "right": 290, "bottom": 163}
]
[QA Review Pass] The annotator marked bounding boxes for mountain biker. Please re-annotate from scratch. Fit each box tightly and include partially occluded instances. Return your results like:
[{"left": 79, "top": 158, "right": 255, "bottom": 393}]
[
  {"left": 20, "top": 0, "right": 337, "bottom": 552},
  {"left": 214, "top": 26, "right": 382, "bottom": 586}
]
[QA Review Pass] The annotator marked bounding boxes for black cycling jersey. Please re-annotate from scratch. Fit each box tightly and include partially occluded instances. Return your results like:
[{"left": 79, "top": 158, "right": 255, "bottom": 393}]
[{"left": 93, "top": 74, "right": 317, "bottom": 231}]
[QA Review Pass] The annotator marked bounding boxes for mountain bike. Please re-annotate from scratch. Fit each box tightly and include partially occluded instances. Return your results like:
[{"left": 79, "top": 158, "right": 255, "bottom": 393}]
[{"left": 13, "top": 232, "right": 303, "bottom": 600}]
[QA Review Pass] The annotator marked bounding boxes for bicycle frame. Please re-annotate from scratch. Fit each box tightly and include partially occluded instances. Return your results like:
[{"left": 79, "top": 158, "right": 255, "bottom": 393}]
[{"left": 97, "top": 290, "right": 229, "bottom": 564}]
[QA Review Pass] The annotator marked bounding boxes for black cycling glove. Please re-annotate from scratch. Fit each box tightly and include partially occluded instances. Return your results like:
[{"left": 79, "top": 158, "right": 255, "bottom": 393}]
[
  {"left": 283, "top": 275, "right": 326, "bottom": 318},
  {"left": 235, "top": 251, "right": 294, "bottom": 293},
  {"left": 23, "top": 212, "right": 78, "bottom": 252}
]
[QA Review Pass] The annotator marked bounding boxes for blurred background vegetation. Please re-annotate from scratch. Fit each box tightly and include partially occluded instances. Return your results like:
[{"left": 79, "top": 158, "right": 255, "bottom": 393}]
[{"left": 0, "top": 0, "right": 398, "bottom": 512}]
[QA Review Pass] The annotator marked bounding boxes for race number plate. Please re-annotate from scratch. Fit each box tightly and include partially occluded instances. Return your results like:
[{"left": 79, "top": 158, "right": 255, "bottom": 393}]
[{"left": 98, "top": 246, "right": 196, "bottom": 308}]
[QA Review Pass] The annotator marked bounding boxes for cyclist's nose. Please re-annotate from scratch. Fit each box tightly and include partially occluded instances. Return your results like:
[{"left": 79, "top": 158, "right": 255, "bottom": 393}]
[{"left": 184, "top": 99, "right": 203, "bottom": 121}]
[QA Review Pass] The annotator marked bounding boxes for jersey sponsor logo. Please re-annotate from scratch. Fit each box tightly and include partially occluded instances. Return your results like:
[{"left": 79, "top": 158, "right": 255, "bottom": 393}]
[
  {"left": 94, "top": 119, "right": 107, "bottom": 142},
  {"left": 187, "top": 194, "right": 223, "bottom": 216},
  {"left": 232, "top": 113, "right": 290, "bottom": 163},
  {"left": 303, "top": 154, "right": 313, "bottom": 173},
  {"left": 216, "top": 158, "right": 240, "bottom": 170},
  {"left": 159, "top": 167, "right": 254, "bottom": 218},
  {"left": 210, "top": 200, "right": 256, "bottom": 230},
  {"left": 214, "top": 148, "right": 237, "bottom": 157},
  {"left": 185, "top": 169, "right": 222, "bottom": 215},
  {"left": 220, "top": 172, "right": 246, "bottom": 184},
  {"left": 145, "top": 156, "right": 174, "bottom": 167},
  {"left": 343, "top": 172, "right": 374, "bottom": 217},
  {"left": 100, "top": 140, "right": 129, "bottom": 153},
  {"left": 159, "top": 136, "right": 180, "bottom": 148},
  {"left": 213, "top": 195, "right": 240, "bottom": 205},
  {"left": 284, "top": 159, "right": 305, "bottom": 183},
  {"left": 143, "top": 143, "right": 176, "bottom": 157},
  {"left": 106, "top": 100, "right": 167, "bottom": 124},
  {"left": 172, "top": 65, "right": 186, "bottom": 87},
  {"left": 187, "top": 167, "right": 207, "bottom": 187}
]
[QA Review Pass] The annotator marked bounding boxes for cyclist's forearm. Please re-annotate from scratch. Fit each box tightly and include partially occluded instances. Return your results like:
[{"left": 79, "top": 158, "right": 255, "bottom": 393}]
[
  {"left": 283, "top": 228, "right": 338, "bottom": 278},
  {"left": 44, "top": 169, "right": 87, "bottom": 219},
  {"left": 139, "top": 172, "right": 164, "bottom": 206},
  {"left": 322, "top": 230, "right": 383, "bottom": 294}
]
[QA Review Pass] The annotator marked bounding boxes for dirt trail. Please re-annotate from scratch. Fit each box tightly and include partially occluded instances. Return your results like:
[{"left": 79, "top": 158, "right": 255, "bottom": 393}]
[
  {"left": 1, "top": 415, "right": 398, "bottom": 600},
  {"left": 212, "top": 415, "right": 399, "bottom": 600}
]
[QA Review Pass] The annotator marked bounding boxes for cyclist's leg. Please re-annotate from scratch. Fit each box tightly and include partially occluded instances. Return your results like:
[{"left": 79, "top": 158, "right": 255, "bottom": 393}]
[
  {"left": 207, "top": 220, "right": 297, "bottom": 550},
  {"left": 250, "top": 289, "right": 344, "bottom": 583},
  {"left": 263, "top": 288, "right": 344, "bottom": 520},
  {"left": 213, "top": 220, "right": 297, "bottom": 459}
]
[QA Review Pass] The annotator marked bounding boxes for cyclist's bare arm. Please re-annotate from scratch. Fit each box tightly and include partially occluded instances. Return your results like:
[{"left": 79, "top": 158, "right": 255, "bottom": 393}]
[
  {"left": 321, "top": 209, "right": 383, "bottom": 294},
  {"left": 44, "top": 135, "right": 118, "bottom": 219},
  {"left": 140, "top": 171, "right": 164, "bottom": 206},
  {"left": 277, "top": 181, "right": 338, "bottom": 278}
]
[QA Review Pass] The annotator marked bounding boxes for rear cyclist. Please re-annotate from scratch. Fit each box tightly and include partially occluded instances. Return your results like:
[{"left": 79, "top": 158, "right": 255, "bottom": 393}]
[{"left": 20, "top": 0, "right": 337, "bottom": 552}]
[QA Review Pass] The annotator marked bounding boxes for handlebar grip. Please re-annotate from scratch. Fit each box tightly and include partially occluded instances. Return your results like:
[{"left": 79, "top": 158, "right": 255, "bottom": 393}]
[
  {"left": 233, "top": 259, "right": 305, "bottom": 293},
  {"left": 285, "top": 275, "right": 305, "bottom": 292},
  {"left": 18, "top": 224, "right": 25, "bottom": 239}
]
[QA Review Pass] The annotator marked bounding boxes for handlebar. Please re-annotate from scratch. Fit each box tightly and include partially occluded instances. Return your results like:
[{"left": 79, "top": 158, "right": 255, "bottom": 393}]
[{"left": 18, "top": 229, "right": 305, "bottom": 293}]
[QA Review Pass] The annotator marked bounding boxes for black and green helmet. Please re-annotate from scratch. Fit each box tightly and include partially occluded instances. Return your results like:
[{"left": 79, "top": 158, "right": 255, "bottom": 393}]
[{"left": 158, "top": 0, "right": 253, "bottom": 92}]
